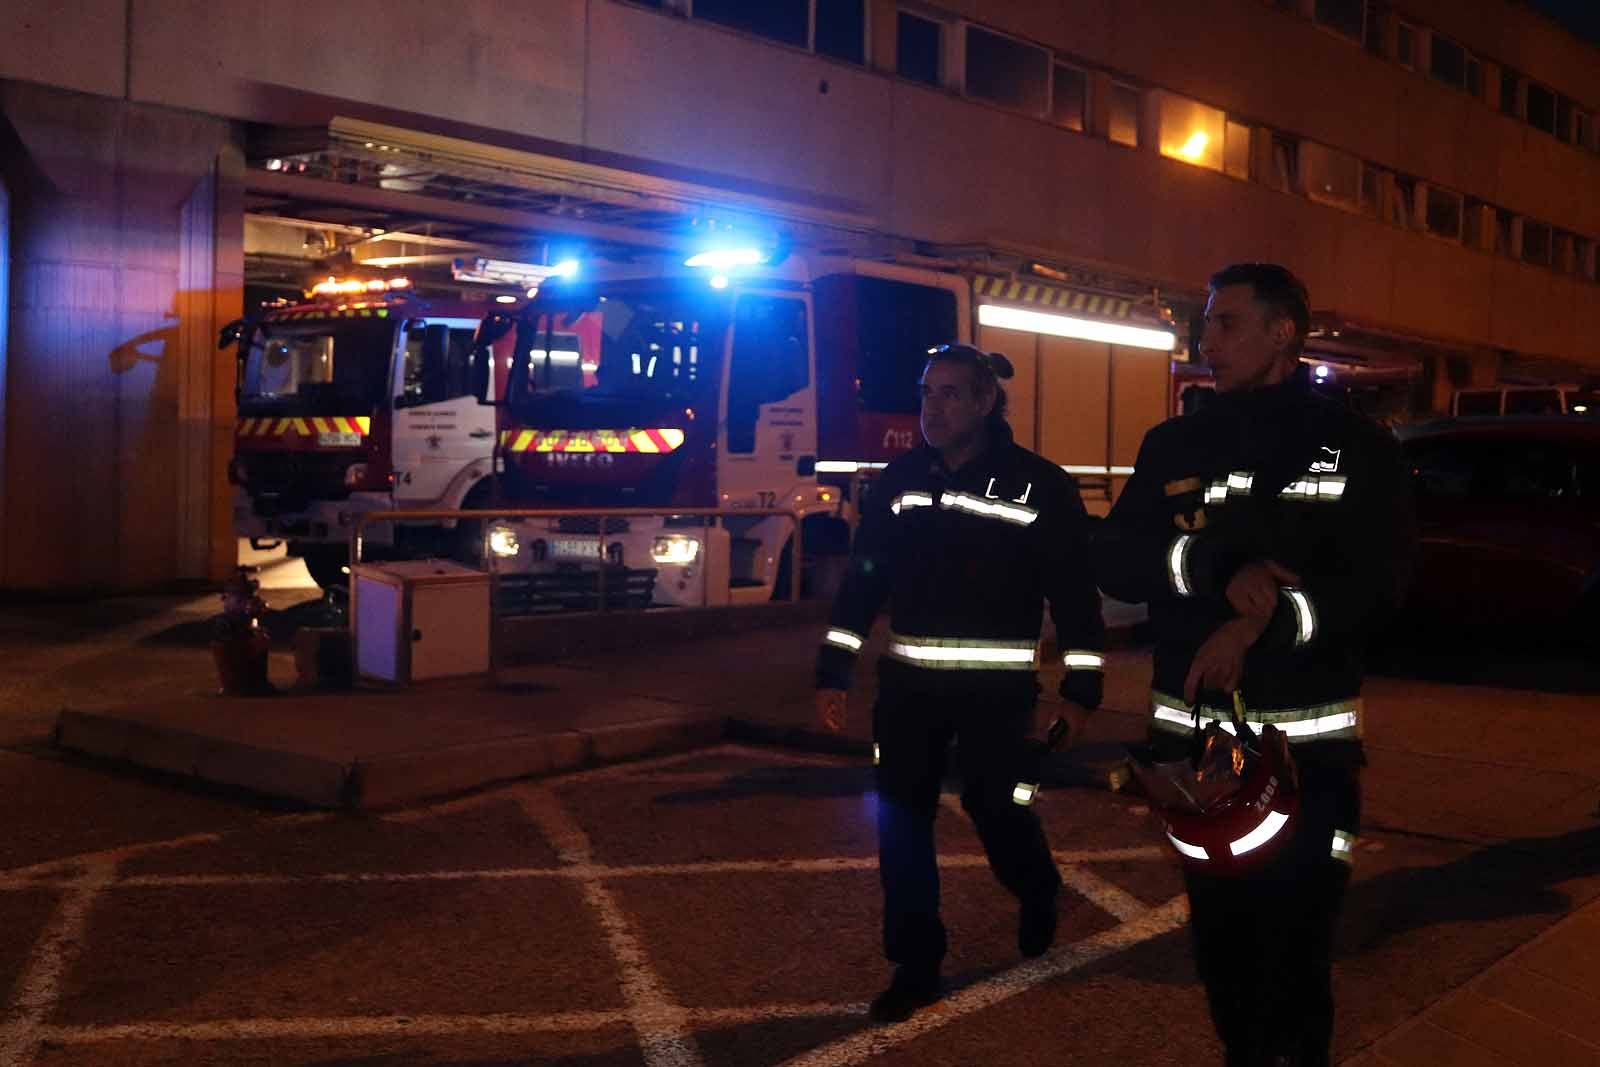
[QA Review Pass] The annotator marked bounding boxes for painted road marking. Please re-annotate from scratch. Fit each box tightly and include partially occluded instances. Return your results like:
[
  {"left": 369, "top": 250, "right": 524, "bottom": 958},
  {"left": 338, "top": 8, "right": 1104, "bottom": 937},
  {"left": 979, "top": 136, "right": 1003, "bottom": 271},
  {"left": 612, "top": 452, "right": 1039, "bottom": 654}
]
[
  {"left": 0, "top": 745, "right": 1181, "bottom": 1066},
  {"left": 778, "top": 896, "right": 1191, "bottom": 1067},
  {"left": 518, "top": 784, "right": 705, "bottom": 1067},
  {"left": 0, "top": 858, "right": 117, "bottom": 1067}
]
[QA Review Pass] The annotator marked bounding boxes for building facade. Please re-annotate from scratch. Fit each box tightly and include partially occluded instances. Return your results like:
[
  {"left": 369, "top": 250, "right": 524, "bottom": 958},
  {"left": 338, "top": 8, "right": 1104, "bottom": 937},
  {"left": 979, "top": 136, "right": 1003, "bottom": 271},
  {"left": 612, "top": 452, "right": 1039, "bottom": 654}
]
[{"left": 3, "top": 0, "right": 1597, "bottom": 591}]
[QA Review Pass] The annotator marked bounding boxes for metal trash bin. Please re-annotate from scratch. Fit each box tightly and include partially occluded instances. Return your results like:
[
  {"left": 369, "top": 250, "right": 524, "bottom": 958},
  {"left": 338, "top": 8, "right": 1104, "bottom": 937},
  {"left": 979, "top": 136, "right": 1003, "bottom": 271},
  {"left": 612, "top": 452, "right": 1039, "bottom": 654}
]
[{"left": 354, "top": 560, "right": 490, "bottom": 684}]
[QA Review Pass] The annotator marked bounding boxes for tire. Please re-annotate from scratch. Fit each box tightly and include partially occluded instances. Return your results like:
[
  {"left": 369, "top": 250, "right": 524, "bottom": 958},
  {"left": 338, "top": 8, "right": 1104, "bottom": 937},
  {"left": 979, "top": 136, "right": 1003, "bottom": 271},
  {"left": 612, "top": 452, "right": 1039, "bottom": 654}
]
[
  {"left": 294, "top": 543, "right": 350, "bottom": 592},
  {"left": 452, "top": 483, "right": 494, "bottom": 571}
]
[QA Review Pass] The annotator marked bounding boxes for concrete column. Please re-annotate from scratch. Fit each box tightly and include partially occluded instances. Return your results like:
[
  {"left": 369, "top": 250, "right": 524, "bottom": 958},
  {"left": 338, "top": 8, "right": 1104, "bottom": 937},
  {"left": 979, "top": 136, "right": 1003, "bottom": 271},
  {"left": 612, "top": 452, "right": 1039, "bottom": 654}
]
[{"left": 0, "top": 81, "right": 230, "bottom": 593}]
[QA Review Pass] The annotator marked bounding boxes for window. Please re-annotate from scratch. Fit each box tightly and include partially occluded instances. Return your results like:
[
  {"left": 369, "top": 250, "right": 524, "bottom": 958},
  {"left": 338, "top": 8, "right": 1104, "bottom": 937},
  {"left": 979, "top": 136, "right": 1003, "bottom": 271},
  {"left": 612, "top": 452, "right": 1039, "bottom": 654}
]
[
  {"left": 1424, "top": 186, "right": 1462, "bottom": 240},
  {"left": 403, "top": 326, "right": 479, "bottom": 405},
  {"left": 896, "top": 11, "right": 942, "bottom": 86},
  {"left": 1500, "top": 69, "right": 1522, "bottom": 117},
  {"left": 1302, "top": 141, "right": 1360, "bottom": 207},
  {"left": 1385, "top": 173, "right": 1415, "bottom": 228},
  {"left": 1496, "top": 209, "right": 1516, "bottom": 257},
  {"left": 815, "top": 0, "right": 865, "bottom": 63},
  {"left": 964, "top": 26, "right": 1048, "bottom": 115},
  {"left": 1363, "top": 0, "right": 1385, "bottom": 55},
  {"left": 1266, "top": 132, "right": 1300, "bottom": 193},
  {"left": 1429, "top": 34, "right": 1468, "bottom": 91},
  {"left": 1395, "top": 21, "right": 1416, "bottom": 68},
  {"left": 855, "top": 278, "right": 958, "bottom": 414},
  {"left": 726, "top": 295, "right": 809, "bottom": 454},
  {"left": 693, "top": 0, "right": 807, "bottom": 48},
  {"left": 1225, "top": 120, "right": 1251, "bottom": 179},
  {"left": 1463, "top": 197, "right": 1493, "bottom": 248},
  {"left": 1526, "top": 82, "right": 1557, "bottom": 134},
  {"left": 1158, "top": 93, "right": 1225, "bottom": 170},
  {"left": 1109, "top": 83, "right": 1140, "bottom": 147},
  {"left": 1555, "top": 231, "right": 1577, "bottom": 274},
  {"left": 1314, "top": 0, "right": 1365, "bottom": 42},
  {"left": 1466, "top": 56, "right": 1482, "bottom": 98},
  {"left": 1521, "top": 219, "right": 1553, "bottom": 267},
  {"left": 1577, "top": 111, "right": 1592, "bottom": 152},
  {"left": 1051, "top": 63, "right": 1087, "bottom": 132}
]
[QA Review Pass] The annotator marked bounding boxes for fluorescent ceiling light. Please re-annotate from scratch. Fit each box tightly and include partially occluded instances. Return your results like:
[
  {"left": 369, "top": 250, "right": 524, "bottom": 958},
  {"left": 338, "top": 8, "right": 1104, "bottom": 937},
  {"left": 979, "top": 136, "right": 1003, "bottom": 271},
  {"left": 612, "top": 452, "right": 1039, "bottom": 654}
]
[{"left": 978, "top": 303, "right": 1176, "bottom": 351}]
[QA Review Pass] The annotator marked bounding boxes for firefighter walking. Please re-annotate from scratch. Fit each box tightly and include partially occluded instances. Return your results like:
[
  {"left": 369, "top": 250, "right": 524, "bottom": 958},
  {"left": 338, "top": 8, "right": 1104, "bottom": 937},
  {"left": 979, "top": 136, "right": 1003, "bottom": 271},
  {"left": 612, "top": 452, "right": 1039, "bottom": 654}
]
[
  {"left": 816, "top": 343, "right": 1106, "bottom": 1023},
  {"left": 1095, "top": 264, "right": 1413, "bottom": 1066}
]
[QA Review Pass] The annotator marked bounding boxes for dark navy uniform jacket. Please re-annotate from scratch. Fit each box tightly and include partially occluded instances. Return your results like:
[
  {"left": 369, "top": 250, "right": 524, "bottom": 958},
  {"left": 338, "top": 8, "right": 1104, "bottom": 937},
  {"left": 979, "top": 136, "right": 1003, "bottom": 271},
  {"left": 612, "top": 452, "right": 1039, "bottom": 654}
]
[
  {"left": 1093, "top": 369, "right": 1414, "bottom": 765},
  {"left": 815, "top": 423, "right": 1106, "bottom": 707}
]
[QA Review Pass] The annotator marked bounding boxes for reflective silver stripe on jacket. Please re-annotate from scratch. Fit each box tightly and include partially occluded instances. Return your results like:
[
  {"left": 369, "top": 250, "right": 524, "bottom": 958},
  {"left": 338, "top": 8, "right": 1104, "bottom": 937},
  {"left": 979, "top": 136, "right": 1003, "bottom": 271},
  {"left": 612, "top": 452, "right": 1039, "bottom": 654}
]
[
  {"left": 1279, "top": 474, "right": 1347, "bottom": 501},
  {"left": 1331, "top": 829, "right": 1357, "bottom": 864},
  {"left": 1061, "top": 650, "right": 1106, "bottom": 671},
  {"left": 938, "top": 491, "right": 1039, "bottom": 527},
  {"left": 885, "top": 632, "right": 1038, "bottom": 670},
  {"left": 1168, "top": 534, "right": 1196, "bottom": 597},
  {"left": 823, "top": 628, "right": 864, "bottom": 652},
  {"left": 890, "top": 491, "right": 935, "bottom": 515},
  {"left": 1282, "top": 587, "right": 1318, "bottom": 646},
  {"left": 1149, "top": 691, "right": 1362, "bottom": 741}
]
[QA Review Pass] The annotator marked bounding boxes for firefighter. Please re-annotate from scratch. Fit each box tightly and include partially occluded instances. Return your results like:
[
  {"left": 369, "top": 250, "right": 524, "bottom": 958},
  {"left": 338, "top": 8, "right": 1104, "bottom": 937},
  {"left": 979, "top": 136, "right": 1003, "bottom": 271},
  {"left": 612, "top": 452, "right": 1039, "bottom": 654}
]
[
  {"left": 1094, "top": 264, "right": 1413, "bottom": 1066},
  {"left": 816, "top": 342, "right": 1106, "bottom": 1023}
]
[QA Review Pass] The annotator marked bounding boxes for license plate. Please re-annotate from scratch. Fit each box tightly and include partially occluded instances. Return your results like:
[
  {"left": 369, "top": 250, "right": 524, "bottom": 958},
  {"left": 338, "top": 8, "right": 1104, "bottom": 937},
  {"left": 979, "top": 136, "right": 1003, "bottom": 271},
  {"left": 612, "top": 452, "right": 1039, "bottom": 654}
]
[
  {"left": 552, "top": 538, "right": 603, "bottom": 559},
  {"left": 318, "top": 431, "right": 361, "bottom": 447}
]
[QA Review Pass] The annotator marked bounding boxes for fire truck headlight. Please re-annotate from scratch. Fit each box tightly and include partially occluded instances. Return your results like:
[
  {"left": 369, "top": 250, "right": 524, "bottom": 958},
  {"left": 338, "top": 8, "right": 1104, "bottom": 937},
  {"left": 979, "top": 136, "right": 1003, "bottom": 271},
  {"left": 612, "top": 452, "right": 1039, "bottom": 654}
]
[
  {"left": 651, "top": 535, "right": 700, "bottom": 565},
  {"left": 488, "top": 525, "right": 522, "bottom": 558},
  {"left": 343, "top": 463, "right": 369, "bottom": 488}
]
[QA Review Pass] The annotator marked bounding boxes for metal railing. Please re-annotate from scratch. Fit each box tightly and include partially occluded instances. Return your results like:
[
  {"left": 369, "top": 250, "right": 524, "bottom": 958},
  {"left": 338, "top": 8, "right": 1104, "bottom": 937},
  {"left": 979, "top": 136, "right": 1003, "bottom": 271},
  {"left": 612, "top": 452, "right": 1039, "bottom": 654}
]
[{"left": 348, "top": 506, "right": 804, "bottom": 681}]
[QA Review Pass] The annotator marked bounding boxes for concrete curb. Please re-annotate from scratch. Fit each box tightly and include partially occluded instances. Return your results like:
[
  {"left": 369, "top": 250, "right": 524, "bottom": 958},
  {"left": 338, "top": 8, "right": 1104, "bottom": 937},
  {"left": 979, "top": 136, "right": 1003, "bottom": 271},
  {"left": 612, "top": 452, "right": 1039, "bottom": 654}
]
[{"left": 55, "top": 708, "right": 727, "bottom": 811}]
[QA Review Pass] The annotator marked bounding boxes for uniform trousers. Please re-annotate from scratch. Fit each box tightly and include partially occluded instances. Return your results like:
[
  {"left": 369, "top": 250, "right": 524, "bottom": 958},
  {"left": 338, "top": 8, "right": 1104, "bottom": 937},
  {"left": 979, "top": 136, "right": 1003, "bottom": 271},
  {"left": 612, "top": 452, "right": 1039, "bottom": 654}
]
[
  {"left": 871, "top": 662, "right": 1062, "bottom": 971},
  {"left": 1183, "top": 761, "right": 1360, "bottom": 1067}
]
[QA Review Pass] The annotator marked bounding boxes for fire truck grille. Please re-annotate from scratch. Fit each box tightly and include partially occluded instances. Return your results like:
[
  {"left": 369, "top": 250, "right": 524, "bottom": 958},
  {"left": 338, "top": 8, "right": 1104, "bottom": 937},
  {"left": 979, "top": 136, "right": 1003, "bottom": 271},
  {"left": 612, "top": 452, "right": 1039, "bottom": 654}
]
[{"left": 554, "top": 516, "right": 631, "bottom": 534}]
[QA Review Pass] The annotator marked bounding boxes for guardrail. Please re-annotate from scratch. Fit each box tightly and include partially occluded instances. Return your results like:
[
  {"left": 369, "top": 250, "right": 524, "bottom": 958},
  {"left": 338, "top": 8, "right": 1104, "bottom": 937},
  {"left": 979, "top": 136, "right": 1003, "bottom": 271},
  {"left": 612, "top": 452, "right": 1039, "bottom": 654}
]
[{"left": 348, "top": 506, "right": 804, "bottom": 679}]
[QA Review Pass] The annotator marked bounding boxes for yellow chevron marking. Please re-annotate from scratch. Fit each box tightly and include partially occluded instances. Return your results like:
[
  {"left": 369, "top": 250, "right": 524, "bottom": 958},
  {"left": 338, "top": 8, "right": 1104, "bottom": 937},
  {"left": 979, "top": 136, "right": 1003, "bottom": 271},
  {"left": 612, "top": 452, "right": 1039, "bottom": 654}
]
[
  {"left": 312, "top": 418, "right": 330, "bottom": 434},
  {"left": 660, "top": 429, "right": 686, "bottom": 449},
  {"left": 630, "top": 431, "right": 658, "bottom": 453},
  {"left": 355, "top": 417, "right": 371, "bottom": 435}
]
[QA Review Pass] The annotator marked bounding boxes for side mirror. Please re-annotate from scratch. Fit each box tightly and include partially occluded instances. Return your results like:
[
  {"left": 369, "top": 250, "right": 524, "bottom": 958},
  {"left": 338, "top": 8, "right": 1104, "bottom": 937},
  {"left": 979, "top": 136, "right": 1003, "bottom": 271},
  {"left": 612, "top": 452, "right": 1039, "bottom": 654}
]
[
  {"left": 218, "top": 318, "right": 249, "bottom": 350},
  {"left": 472, "top": 312, "right": 517, "bottom": 406}
]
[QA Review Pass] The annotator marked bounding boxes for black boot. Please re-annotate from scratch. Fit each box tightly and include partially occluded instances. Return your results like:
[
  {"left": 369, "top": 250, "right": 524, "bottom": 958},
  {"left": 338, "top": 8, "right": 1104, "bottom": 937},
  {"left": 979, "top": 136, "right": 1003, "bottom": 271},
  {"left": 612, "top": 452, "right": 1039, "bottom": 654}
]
[
  {"left": 1018, "top": 891, "right": 1058, "bottom": 958},
  {"left": 868, "top": 966, "right": 942, "bottom": 1023}
]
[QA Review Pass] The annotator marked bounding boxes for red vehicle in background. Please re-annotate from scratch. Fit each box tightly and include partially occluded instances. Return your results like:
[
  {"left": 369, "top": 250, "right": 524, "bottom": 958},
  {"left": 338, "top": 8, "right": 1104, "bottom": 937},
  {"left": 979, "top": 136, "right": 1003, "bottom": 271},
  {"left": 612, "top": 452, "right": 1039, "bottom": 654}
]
[{"left": 1398, "top": 417, "right": 1600, "bottom": 648}]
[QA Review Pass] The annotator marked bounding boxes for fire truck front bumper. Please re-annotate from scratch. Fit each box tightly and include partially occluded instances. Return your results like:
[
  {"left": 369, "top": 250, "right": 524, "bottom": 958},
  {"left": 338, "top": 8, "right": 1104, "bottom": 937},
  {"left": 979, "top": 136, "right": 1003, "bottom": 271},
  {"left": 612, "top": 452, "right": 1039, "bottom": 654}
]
[{"left": 233, "top": 489, "right": 398, "bottom": 547}]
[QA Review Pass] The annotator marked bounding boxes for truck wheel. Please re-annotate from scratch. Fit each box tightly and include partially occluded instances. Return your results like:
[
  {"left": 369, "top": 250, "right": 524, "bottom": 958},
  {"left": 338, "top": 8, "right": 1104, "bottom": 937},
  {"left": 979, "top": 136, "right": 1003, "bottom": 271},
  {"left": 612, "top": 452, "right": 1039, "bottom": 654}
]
[
  {"left": 295, "top": 544, "right": 350, "bottom": 591},
  {"left": 453, "top": 484, "right": 494, "bottom": 571}
]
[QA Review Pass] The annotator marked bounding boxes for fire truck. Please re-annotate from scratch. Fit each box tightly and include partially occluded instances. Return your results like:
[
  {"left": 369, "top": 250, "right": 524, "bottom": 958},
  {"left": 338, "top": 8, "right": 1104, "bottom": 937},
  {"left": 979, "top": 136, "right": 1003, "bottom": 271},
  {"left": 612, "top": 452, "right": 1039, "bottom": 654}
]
[
  {"left": 469, "top": 248, "right": 1178, "bottom": 610},
  {"left": 225, "top": 277, "right": 504, "bottom": 589}
]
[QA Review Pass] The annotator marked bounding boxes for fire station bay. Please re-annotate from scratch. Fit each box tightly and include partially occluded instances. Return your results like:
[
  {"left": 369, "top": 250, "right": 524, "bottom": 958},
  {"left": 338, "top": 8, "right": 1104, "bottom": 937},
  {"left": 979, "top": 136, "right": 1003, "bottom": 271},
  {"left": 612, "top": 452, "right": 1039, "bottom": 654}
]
[{"left": 3, "top": 0, "right": 1598, "bottom": 596}]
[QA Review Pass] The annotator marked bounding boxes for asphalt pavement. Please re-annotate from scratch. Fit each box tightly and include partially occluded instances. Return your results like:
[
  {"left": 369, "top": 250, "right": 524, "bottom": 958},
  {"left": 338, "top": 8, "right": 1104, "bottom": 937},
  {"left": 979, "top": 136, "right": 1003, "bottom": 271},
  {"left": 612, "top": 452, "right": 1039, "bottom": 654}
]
[{"left": 0, "top": 558, "right": 1597, "bottom": 1065}]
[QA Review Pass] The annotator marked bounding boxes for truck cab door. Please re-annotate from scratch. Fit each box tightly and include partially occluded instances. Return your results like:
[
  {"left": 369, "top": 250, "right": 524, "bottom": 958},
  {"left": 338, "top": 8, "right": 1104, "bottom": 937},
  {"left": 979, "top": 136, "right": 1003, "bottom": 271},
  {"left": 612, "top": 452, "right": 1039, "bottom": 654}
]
[
  {"left": 716, "top": 290, "right": 817, "bottom": 513},
  {"left": 392, "top": 318, "right": 498, "bottom": 507}
]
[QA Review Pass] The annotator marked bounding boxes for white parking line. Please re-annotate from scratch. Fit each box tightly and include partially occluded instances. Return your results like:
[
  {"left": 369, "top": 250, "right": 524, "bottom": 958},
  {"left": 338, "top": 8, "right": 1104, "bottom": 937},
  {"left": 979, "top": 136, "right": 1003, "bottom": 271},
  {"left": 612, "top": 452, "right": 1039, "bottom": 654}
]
[
  {"left": 0, "top": 847, "right": 1166, "bottom": 893},
  {"left": 778, "top": 896, "right": 1191, "bottom": 1067},
  {"left": 0, "top": 857, "right": 117, "bottom": 1067},
  {"left": 518, "top": 784, "right": 705, "bottom": 1067}
]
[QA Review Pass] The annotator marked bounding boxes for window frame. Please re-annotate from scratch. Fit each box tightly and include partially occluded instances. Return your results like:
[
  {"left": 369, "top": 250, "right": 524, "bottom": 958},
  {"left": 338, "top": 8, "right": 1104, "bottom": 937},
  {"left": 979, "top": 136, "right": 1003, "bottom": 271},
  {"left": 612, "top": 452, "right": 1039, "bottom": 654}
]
[
  {"left": 1108, "top": 81, "right": 1142, "bottom": 148},
  {"left": 1050, "top": 61, "right": 1089, "bottom": 133},
  {"left": 895, "top": 7, "right": 945, "bottom": 87},
  {"left": 962, "top": 21, "right": 1051, "bottom": 118},
  {"left": 1422, "top": 185, "right": 1464, "bottom": 242}
]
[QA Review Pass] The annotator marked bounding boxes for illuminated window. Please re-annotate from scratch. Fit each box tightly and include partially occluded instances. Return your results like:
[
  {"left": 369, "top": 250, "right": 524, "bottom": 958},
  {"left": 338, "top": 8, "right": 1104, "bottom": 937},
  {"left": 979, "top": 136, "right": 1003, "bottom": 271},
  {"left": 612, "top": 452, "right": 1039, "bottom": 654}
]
[
  {"left": 897, "top": 11, "right": 942, "bottom": 86},
  {"left": 1301, "top": 141, "right": 1360, "bottom": 208},
  {"left": 1052, "top": 64, "right": 1087, "bottom": 132},
  {"left": 1423, "top": 187, "right": 1462, "bottom": 241},
  {"left": 1109, "top": 82, "right": 1140, "bottom": 147},
  {"left": 1157, "top": 93, "right": 1224, "bottom": 171},
  {"left": 965, "top": 26, "right": 1049, "bottom": 115},
  {"left": 1224, "top": 120, "right": 1251, "bottom": 179}
]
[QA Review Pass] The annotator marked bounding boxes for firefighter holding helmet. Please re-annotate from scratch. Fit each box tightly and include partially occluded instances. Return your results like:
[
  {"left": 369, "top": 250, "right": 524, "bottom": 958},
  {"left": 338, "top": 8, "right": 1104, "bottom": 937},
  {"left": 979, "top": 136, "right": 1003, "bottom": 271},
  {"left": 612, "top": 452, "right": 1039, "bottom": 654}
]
[
  {"left": 816, "top": 342, "right": 1106, "bottom": 1023},
  {"left": 1094, "top": 264, "right": 1413, "bottom": 1066}
]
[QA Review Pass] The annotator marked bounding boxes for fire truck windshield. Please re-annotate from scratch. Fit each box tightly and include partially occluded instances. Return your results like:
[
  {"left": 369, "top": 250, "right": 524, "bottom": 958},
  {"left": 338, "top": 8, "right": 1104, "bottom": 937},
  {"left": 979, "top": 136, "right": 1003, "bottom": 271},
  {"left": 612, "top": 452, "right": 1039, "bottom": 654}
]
[
  {"left": 509, "top": 289, "right": 725, "bottom": 414},
  {"left": 239, "top": 318, "right": 395, "bottom": 414}
]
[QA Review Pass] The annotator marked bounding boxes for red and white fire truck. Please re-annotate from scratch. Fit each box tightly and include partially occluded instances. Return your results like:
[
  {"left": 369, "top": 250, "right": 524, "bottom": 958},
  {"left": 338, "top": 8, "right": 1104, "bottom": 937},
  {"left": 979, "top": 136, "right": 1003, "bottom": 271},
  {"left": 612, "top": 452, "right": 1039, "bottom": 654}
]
[
  {"left": 226, "top": 277, "right": 504, "bottom": 589},
  {"left": 469, "top": 249, "right": 1177, "bottom": 610}
]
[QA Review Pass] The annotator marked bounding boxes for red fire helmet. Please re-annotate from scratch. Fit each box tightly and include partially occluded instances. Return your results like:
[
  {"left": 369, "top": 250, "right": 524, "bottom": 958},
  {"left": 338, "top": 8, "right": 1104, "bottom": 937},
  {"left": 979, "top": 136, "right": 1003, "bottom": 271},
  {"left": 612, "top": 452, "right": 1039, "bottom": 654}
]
[{"left": 1158, "top": 726, "right": 1300, "bottom": 877}]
